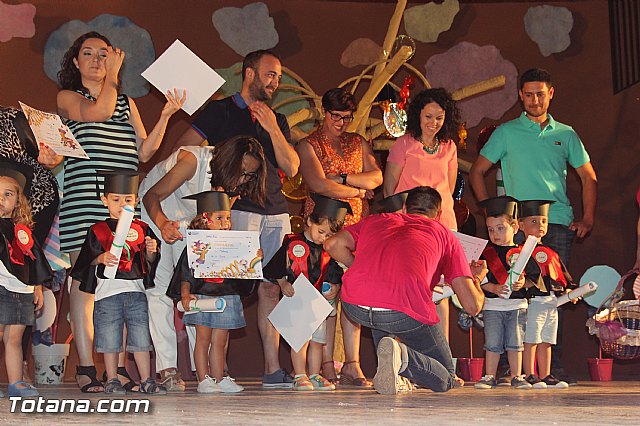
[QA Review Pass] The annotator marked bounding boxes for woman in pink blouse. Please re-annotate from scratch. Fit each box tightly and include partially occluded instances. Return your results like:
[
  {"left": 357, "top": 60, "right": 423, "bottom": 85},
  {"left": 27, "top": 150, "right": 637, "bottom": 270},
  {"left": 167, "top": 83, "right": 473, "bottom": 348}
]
[{"left": 383, "top": 88, "right": 461, "bottom": 340}]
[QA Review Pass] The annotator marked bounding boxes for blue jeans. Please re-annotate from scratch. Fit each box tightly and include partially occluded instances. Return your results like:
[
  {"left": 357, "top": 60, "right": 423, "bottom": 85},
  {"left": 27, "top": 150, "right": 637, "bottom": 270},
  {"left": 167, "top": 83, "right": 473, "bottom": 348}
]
[{"left": 342, "top": 303, "right": 455, "bottom": 392}]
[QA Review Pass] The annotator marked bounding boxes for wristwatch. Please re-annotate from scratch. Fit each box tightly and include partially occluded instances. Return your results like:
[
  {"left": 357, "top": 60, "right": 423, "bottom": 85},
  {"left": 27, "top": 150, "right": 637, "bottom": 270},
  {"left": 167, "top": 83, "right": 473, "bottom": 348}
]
[{"left": 340, "top": 173, "right": 348, "bottom": 185}]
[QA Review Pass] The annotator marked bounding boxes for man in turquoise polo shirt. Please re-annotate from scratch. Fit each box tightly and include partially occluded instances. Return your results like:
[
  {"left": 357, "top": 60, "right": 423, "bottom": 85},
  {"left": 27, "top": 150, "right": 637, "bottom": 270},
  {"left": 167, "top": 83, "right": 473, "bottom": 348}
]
[{"left": 469, "top": 68, "right": 597, "bottom": 385}]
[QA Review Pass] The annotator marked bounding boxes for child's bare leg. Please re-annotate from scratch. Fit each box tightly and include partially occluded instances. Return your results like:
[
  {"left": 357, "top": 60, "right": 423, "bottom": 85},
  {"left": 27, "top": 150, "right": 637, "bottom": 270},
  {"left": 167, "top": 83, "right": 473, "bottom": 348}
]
[
  {"left": 507, "top": 350, "right": 523, "bottom": 377},
  {"left": 291, "top": 341, "right": 310, "bottom": 376},
  {"left": 133, "top": 351, "right": 151, "bottom": 381},
  {"left": 523, "top": 343, "right": 536, "bottom": 376},
  {"left": 436, "top": 299, "right": 450, "bottom": 342},
  {"left": 209, "top": 329, "right": 228, "bottom": 381},
  {"left": 536, "top": 343, "right": 551, "bottom": 378},
  {"left": 321, "top": 315, "right": 337, "bottom": 379},
  {"left": 194, "top": 325, "right": 212, "bottom": 382},
  {"left": 308, "top": 342, "right": 324, "bottom": 376},
  {"left": 118, "top": 324, "right": 128, "bottom": 369},
  {"left": 485, "top": 351, "right": 500, "bottom": 377},
  {"left": 3, "top": 324, "right": 26, "bottom": 385}
]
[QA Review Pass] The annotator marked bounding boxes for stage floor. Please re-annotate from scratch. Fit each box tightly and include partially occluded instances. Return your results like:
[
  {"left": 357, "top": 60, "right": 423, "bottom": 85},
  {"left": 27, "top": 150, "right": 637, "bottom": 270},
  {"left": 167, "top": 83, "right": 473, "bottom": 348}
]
[{"left": 1, "top": 380, "right": 638, "bottom": 424}]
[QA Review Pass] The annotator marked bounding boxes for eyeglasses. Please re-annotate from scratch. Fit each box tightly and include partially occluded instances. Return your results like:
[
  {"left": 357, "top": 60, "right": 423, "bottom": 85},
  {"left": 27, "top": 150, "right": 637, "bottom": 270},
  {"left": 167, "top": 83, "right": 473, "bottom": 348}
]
[
  {"left": 240, "top": 171, "right": 258, "bottom": 180},
  {"left": 328, "top": 111, "right": 354, "bottom": 124}
]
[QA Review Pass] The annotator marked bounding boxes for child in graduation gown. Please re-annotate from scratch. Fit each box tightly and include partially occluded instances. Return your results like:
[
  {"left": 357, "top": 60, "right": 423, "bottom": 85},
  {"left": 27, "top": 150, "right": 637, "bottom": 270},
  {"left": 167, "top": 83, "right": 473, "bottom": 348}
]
[
  {"left": 71, "top": 170, "right": 163, "bottom": 395},
  {"left": 166, "top": 190, "right": 260, "bottom": 394},
  {"left": 263, "top": 193, "right": 351, "bottom": 392},
  {"left": 0, "top": 160, "right": 53, "bottom": 397},
  {"left": 518, "top": 200, "right": 577, "bottom": 390}
]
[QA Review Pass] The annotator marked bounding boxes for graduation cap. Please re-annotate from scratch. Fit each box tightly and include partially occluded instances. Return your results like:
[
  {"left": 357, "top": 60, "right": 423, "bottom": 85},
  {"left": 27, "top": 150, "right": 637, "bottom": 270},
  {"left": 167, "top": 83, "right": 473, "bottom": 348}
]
[
  {"left": 478, "top": 196, "right": 518, "bottom": 219},
  {"left": 380, "top": 191, "right": 409, "bottom": 213},
  {"left": 311, "top": 193, "right": 352, "bottom": 223},
  {"left": 183, "top": 190, "right": 232, "bottom": 214},
  {"left": 0, "top": 159, "right": 33, "bottom": 196},
  {"left": 96, "top": 169, "right": 140, "bottom": 198},
  {"left": 518, "top": 199, "right": 554, "bottom": 218}
]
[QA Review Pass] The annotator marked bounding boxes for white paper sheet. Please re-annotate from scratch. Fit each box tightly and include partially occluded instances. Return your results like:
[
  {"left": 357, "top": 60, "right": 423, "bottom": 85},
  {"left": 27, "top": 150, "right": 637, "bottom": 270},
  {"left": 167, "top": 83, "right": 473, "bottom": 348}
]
[
  {"left": 453, "top": 231, "right": 488, "bottom": 262},
  {"left": 186, "top": 230, "right": 263, "bottom": 279},
  {"left": 19, "top": 102, "right": 89, "bottom": 159},
  {"left": 141, "top": 39, "right": 225, "bottom": 115},
  {"left": 104, "top": 205, "right": 135, "bottom": 279},
  {"left": 268, "top": 274, "right": 334, "bottom": 352}
]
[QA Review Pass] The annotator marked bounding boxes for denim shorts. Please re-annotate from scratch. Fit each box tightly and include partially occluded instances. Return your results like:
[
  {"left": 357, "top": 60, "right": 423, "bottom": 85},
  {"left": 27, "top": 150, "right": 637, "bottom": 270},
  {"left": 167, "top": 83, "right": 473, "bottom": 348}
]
[
  {"left": 483, "top": 308, "right": 527, "bottom": 353},
  {"left": 182, "top": 295, "right": 245, "bottom": 329},
  {"left": 94, "top": 291, "right": 153, "bottom": 353},
  {"left": 524, "top": 299, "right": 558, "bottom": 345},
  {"left": 0, "top": 285, "right": 35, "bottom": 325}
]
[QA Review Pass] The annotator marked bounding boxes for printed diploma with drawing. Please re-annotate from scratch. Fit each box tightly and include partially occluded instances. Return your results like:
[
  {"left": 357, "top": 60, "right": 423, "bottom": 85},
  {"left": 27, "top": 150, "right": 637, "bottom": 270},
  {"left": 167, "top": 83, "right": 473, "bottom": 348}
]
[{"left": 186, "top": 230, "right": 263, "bottom": 279}]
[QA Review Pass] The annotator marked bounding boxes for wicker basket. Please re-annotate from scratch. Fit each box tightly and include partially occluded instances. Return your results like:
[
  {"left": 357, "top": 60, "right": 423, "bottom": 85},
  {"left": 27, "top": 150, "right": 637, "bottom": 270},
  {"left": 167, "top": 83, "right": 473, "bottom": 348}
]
[{"left": 586, "top": 270, "right": 640, "bottom": 360}]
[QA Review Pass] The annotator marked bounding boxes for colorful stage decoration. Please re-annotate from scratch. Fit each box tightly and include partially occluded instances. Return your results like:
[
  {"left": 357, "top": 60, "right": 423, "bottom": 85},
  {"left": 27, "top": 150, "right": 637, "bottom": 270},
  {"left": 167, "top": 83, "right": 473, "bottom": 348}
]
[
  {"left": 403, "top": 0, "right": 460, "bottom": 43},
  {"left": 0, "top": 0, "right": 35, "bottom": 42},
  {"left": 43, "top": 14, "right": 155, "bottom": 98},
  {"left": 341, "top": 38, "right": 383, "bottom": 69},
  {"left": 212, "top": 2, "right": 278, "bottom": 57},
  {"left": 524, "top": 5, "right": 574, "bottom": 57}
]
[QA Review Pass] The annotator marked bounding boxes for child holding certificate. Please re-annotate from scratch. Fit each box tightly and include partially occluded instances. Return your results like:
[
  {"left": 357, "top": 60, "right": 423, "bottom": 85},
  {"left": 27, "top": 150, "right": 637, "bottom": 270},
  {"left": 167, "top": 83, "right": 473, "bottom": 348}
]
[
  {"left": 474, "top": 196, "right": 532, "bottom": 390},
  {"left": 263, "top": 194, "right": 351, "bottom": 391},
  {"left": 0, "top": 161, "right": 52, "bottom": 397},
  {"left": 166, "top": 190, "right": 260, "bottom": 394},
  {"left": 518, "top": 200, "right": 576, "bottom": 389},
  {"left": 72, "top": 170, "right": 163, "bottom": 395}
]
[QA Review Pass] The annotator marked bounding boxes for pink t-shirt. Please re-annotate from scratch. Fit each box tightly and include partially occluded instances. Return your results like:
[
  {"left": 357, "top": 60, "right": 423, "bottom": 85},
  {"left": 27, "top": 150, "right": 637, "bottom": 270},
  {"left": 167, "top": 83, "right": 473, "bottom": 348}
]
[
  {"left": 387, "top": 134, "right": 458, "bottom": 230},
  {"left": 341, "top": 213, "right": 472, "bottom": 325}
]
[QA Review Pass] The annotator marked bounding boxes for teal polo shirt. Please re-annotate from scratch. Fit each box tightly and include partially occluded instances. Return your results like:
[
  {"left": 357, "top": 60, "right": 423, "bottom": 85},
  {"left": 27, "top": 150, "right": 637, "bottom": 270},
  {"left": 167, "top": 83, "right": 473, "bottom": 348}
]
[{"left": 480, "top": 112, "right": 590, "bottom": 226}]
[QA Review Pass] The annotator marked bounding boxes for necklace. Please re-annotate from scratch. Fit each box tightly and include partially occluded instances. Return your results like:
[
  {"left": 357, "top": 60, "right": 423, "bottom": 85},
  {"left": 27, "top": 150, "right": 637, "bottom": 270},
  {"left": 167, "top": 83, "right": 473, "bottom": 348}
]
[{"left": 421, "top": 137, "right": 440, "bottom": 154}]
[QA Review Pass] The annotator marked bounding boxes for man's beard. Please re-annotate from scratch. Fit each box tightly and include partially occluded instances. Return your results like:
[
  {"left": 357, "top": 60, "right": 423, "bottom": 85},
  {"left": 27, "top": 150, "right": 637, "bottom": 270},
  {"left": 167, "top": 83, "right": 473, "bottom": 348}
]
[{"left": 249, "top": 79, "right": 272, "bottom": 102}]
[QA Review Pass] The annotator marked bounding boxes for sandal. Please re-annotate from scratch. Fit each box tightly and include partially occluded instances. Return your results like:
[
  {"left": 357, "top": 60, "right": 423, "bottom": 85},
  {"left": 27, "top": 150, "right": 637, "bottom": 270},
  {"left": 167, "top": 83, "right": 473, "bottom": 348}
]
[
  {"left": 338, "top": 361, "right": 373, "bottom": 388},
  {"left": 102, "top": 367, "right": 140, "bottom": 392},
  {"left": 140, "top": 377, "right": 167, "bottom": 395},
  {"left": 8, "top": 381, "right": 39, "bottom": 397},
  {"left": 321, "top": 361, "right": 338, "bottom": 384},
  {"left": 76, "top": 365, "right": 104, "bottom": 393},
  {"left": 104, "top": 378, "right": 126, "bottom": 395}
]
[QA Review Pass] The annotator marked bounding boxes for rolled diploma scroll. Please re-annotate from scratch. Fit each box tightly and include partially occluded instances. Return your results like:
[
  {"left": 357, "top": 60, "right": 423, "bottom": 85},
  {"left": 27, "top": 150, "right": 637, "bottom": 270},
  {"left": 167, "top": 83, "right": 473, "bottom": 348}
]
[
  {"left": 556, "top": 281, "right": 598, "bottom": 307},
  {"left": 103, "top": 205, "right": 135, "bottom": 279},
  {"left": 500, "top": 235, "right": 538, "bottom": 299},
  {"left": 177, "top": 297, "right": 226, "bottom": 314},
  {"left": 432, "top": 286, "right": 454, "bottom": 303}
]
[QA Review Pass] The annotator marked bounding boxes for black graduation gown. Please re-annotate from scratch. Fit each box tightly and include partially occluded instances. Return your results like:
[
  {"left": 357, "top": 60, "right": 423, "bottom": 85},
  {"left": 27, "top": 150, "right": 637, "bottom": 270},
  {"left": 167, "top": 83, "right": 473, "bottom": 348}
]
[
  {"left": 479, "top": 243, "right": 533, "bottom": 300},
  {"left": 71, "top": 218, "right": 160, "bottom": 294},
  {"left": 263, "top": 233, "right": 343, "bottom": 289},
  {"left": 0, "top": 218, "right": 53, "bottom": 288},
  {"left": 525, "top": 243, "right": 577, "bottom": 298},
  {"left": 166, "top": 248, "right": 257, "bottom": 300}
]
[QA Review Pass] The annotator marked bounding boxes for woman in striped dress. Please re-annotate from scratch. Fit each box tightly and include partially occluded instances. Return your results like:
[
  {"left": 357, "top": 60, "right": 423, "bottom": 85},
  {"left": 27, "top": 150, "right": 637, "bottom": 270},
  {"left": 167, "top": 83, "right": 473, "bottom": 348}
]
[{"left": 54, "top": 31, "right": 185, "bottom": 393}]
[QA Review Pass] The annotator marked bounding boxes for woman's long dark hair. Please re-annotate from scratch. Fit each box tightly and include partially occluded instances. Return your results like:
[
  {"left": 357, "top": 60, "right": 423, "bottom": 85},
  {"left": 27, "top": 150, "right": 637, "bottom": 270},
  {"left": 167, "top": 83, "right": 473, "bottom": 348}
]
[
  {"left": 210, "top": 136, "right": 267, "bottom": 207},
  {"left": 57, "top": 31, "right": 119, "bottom": 94},
  {"left": 405, "top": 88, "right": 461, "bottom": 142}
]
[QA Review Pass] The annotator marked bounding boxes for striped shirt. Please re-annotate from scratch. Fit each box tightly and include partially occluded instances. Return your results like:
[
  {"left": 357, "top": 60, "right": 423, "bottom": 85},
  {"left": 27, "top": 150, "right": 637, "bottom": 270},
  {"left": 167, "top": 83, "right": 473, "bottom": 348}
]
[{"left": 60, "top": 93, "right": 138, "bottom": 253}]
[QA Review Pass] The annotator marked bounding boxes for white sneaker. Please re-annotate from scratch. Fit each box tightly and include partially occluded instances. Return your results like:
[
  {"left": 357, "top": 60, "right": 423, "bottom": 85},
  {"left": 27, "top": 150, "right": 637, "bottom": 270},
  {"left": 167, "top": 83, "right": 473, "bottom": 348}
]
[
  {"left": 197, "top": 375, "right": 221, "bottom": 393},
  {"left": 373, "top": 337, "right": 403, "bottom": 395},
  {"left": 219, "top": 376, "right": 244, "bottom": 393}
]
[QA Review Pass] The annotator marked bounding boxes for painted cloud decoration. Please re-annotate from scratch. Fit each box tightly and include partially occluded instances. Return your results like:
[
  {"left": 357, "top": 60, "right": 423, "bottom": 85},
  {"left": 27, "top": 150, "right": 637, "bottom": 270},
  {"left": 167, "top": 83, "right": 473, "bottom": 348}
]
[
  {"left": 403, "top": 0, "right": 459, "bottom": 43},
  {"left": 341, "top": 38, "right": 383, "bottom": 68},
  {"left": 425, "top": 42, "right": 518, "bottom": 128},
  {"left": 524, "top": 5, "right": 573, "bottom": 57},
  {"left": 212, "top": 2, "right": 278, "bottom": 57},
  {"left": 0, "top": 1, "right": 36, "bottom": 42},
  {"left": 43, "top": 14, "right": 155, "bottom": 98}
]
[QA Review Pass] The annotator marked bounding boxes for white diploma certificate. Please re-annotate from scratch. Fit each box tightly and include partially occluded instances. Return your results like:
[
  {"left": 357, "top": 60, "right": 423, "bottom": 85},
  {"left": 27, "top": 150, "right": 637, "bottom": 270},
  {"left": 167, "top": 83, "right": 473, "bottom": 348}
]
[
  {"left": 19, "top": 102, "right": 89, "bottom": 159},
  {"left": 500, "top": 235, "right": 538, "bottom": 299},
  {"left": 432, "top": 285, "right": 454, "bottom": 303},
  {"left": 556, "top": 281, "right": 598, "bottom": 307},
  {"left": 268, "top": 274, "right": 334, "bottom": 353},
  {"left": 103, "top": 205, "right": 135, "bottom": 279},
  {"left": 186, "top": 230, "right": 263, "bottom": 279},
  {"left": 177, "top": 297, "right": 226, "bottom": 314},
  {"left": 141, "top": 39, "right": 225, "bottom": 115},
  {"left": 453, "top": 231, "right": 488, "bottom": 262}
]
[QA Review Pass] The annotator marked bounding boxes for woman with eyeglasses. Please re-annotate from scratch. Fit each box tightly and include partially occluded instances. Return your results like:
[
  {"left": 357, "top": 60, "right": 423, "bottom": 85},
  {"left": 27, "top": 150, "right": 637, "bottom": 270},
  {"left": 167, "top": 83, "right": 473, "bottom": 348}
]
[
  {"left": 296, "top": 87, "right": 382, "bottom": 387},
  {"left": 139, "top": 135, "right": 266, "bottom": 389}
]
